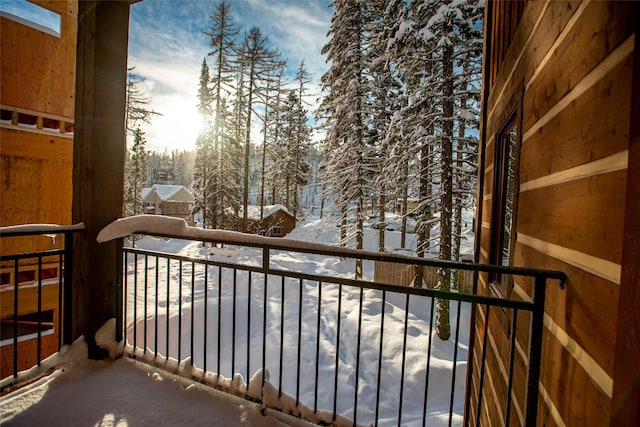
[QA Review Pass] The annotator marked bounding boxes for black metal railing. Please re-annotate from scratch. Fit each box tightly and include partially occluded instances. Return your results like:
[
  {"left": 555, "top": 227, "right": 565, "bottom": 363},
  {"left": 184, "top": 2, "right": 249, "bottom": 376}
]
[
  {"left": 0, "top": 223, "right": 85, "bottom": 388},
  {"left": 99, "top": 216, "right": 565, "bottom": 427}
]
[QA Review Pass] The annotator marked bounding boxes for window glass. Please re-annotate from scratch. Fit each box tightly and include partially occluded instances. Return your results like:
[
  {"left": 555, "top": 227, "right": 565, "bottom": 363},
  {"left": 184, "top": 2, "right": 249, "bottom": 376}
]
[
  {"left": 490, "top": 115, "right": 518, "bottom": 297},
  {"left": 501, "top": 123, "right": 517, "bottom": 266}
]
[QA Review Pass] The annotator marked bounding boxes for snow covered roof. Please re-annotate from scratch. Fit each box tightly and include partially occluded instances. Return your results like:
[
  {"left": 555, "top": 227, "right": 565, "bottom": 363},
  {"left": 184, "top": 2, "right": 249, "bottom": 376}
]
[
  {"left": 238, "top": 205, "right": 292, "bottom": 221},
  {"left": 141, "top": 185, "right": 194, "bottom": 203}
]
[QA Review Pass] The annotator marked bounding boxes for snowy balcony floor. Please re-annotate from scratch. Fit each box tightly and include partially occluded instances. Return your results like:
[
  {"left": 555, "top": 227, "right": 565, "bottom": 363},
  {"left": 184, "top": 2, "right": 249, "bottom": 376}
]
[{"left": 1, "top": 357, "right": 311, "bottom": 427}]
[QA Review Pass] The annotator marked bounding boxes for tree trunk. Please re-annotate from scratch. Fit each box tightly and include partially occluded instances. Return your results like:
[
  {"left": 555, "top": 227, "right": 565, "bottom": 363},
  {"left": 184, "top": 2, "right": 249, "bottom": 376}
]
[
  {"left": 378, "top": 190, "right": 385, "bottom": 253},
  {"left": 242, "top": 64, "right": 255, "bottom": 233},
  {"left": 436, "top": 16, "right": 454, "bottom": 341}
]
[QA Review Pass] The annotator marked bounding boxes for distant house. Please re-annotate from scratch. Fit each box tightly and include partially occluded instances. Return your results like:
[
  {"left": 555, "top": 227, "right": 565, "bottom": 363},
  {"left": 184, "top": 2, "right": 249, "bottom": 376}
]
[
  {"left": 229, "top": 205, "right": 295, "bottom": 237},
  {"left": 141, "top": 185, "right": 194, "bottom": 225}
]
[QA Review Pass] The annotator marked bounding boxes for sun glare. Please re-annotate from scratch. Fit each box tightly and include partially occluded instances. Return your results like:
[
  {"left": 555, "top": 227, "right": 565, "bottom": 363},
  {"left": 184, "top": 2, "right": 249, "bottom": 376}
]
[{"left": 144, "top": 96, "right": 202, "bottom": 153}]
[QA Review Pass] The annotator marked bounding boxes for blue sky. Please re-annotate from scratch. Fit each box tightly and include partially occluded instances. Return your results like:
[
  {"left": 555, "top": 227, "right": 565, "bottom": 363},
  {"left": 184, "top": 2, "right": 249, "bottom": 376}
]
[{"left": 128, "top": 0, "right": 333, "bottom": 151}]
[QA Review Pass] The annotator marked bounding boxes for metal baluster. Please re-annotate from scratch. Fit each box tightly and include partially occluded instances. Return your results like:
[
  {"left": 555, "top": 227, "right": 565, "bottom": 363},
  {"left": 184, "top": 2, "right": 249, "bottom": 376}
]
[
  {"left": 422, "top": 296, "right": 436, "bottom": 426},
  {"left": 398, "top": 293, "right": 411, "bottom": 427},
  {"left": 332, "top": 284, "right": 343, "bottom": 422},
  {"left": 474, "top": 304, "right": 491, "bottom": 427},
  {"left": 314, "top": 282, "right": 323, "bottom": 414},
  {"left": 505, "top": 309, "right": 519, "bottom": 425},
  {"left": 375, "top": 290, "right": 386, "bottom": 427},
  {"left": 296, "top": 278, "right": 303, "bottom": 407},
  {"left": 353, "top": 287, "right": 364, "bottom": 427},
  {"left": 449, "top": 299, "right": 463, "bottom": 426}
]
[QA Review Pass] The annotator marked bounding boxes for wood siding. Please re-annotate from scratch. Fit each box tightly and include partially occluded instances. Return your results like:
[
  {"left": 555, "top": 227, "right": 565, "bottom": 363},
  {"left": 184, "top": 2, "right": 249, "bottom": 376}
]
[
  {"left": 0, "top": 281, "right": 61, "bottom": 379},
  {"left": 0, "top": 0, "right": 77, "bottom": 118},
  {"left": 1, "top": 0, "right": 76, "bottom": 255},
  {"left": 474, "top": 1, "right": 637, "bottom": 425}
]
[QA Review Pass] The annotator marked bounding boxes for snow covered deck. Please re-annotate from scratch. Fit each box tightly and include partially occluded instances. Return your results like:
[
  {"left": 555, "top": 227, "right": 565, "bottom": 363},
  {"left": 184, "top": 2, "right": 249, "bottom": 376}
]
[{"left": 1, "top": 345, "right": 309, "bottom": 427}]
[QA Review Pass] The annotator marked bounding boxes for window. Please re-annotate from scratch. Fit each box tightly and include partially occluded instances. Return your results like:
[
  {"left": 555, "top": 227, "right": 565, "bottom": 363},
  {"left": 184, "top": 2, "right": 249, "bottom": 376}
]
[
  {"left": 271, "top": 226, "right": 283, "bottom": 236},
  {"left": 490, "top": 114, "right": 518, "bottom": 297},
  {"left": 0, "top": 310, "right": 55, "bottom": 346}
]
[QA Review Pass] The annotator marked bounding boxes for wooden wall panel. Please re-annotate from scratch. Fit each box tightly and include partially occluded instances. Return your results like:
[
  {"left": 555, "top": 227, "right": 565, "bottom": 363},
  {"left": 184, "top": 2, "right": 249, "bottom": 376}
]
[
  {"left": 522, "top": 1, "right": 636, "bottom": 134},
  {"left": 539, "top": 330, "right": 612, "bottom": 427},
  {"left": 486, "top": 1, "right": 580, "bottom": 124},
  {"left": 520, "top": 56, "right": 632, "bottom": 183},
  {"left": 513, "top": 241, "right": 618, "bottom": 377},
  {"left": 477, "top": 0, "right": 636, "bottom": 425},
  {"left": 0, "top": 333, "right": 59, "bottom": 379},
  {"left": 0, "top": 283, "right": 60, "bottom": 318},
  {"left": 469, "top": 320, "right": 506, "bottom": 427},
  {"left": 611, "top": 4, "right": 640, "bottom": 424},
  {"left": 468, "top": 306, "right": 531, "bottom": 427},
  {"left": 0, "top": 128, "right": 73, "bottom": 225},
  {"left": 516, "top": 171, "right": 626, "bottom": 265},
  {"left": 0, "top": 0, "right": 77, "bottom": 119},
  {"left": 1, "top": 128, "right": 72, "bottom": 256}
]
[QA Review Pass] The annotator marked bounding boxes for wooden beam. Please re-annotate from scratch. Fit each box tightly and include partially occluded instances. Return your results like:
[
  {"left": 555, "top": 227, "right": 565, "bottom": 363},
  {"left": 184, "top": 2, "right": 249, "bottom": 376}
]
[
  {"left": 72, "top": 0, "right": 130, "bottom": 358},
  {"left": 611, "top": 4, "right": 640, "bottom": 425}
]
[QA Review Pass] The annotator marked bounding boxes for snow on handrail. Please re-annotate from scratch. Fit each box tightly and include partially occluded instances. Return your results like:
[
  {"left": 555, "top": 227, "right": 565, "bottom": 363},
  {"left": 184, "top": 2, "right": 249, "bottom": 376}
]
[
  {"left": 0, "top": 222, "right": 86, "bottom": 236},
  {"left": 97, "top": 215, "right": 566, "bottom": 283},
  {"left": 97, "top": 214, "right": 376, "bottom": 259}
]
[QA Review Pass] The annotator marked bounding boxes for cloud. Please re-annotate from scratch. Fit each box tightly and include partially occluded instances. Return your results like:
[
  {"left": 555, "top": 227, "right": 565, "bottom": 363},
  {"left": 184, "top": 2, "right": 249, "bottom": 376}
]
[{"left": 237, "top": 0, "right": 331, "bottom": 81}]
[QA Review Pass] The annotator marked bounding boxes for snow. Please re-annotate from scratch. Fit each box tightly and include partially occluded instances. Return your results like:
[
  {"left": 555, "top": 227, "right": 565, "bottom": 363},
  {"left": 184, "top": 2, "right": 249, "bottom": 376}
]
[
  {"left": 142, "top": 184, "right": 192, "bottom": 201},
  {"left": 94, "top": 318, "right": 122, "bottom": 360},
  {"left": 97, "top": 214, "right": 446, "bottom": 263},
  {"left": 240, "top": 204, "right": 292, "bottom": 221},
  {"left": 457, "top": 108, "right": 475, "bottom": 121},
  {"left": 1, "top": 321, "right": 306, "bottom": 427},
  {"left": 0, "top": 222, "right": 85, "bottom": 235},
  {"left": 5, "top": 214, "right": 475, "bottom": 426}
]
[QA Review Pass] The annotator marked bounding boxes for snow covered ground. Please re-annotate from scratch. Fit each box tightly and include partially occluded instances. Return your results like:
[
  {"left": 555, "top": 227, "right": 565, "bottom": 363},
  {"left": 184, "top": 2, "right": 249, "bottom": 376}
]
[{"left": 1, "top": 214, "right": 476, "bottom": 426}]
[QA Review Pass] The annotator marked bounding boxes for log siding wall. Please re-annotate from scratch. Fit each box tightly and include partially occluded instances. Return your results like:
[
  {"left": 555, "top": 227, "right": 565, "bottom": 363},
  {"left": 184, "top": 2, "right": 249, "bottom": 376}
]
[{"left": 474, "top": 1, "right": 636, "bottom": 425}]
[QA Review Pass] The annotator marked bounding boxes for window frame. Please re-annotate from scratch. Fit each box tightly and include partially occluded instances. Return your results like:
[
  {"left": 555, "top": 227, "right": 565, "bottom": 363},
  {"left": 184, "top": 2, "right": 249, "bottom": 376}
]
[{"left": 489, "top": 110, "right": 520, "bottom": 298}]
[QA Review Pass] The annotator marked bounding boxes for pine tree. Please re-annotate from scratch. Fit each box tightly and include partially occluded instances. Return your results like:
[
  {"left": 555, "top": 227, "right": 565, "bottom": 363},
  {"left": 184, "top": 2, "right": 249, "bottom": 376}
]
[
  {"left": 123, "top": 127, "right": 148, "bottom": 217},
  {"left": 367, "top": 0, "right": 404, "bottom": 252},
  {"left": 292, "top": 60, "right": 312, "bottom": 220},
  {"left": 337, "top": 0, "right": 483, "bottom": 339},
  {"left": 237, "top": 26, "right": 281, "bottom": 232},
  {"left": 277, "top": 90, "right": 311, "bottom": 216},
  {"left": 258, "top": 63, "right": 287, "bottom": 220},
  {"left": 205, "top": 0, "right": 239, "bottom": 228},
  {"left": 219, "top": 97, "right": 243, "bottom": 227},
  {"left": 265, "top": 67, "right": 287, "bottom": 207},
  {"left": 404, "top": 0, "right": 482, "bottom": 339},
  {"left": 320, "top": 0, "right": 372, "bottom": 278},
  {"left": 125, "top": 67, "right": 161, "bottom": 132},
  {"left": 123, "top": 68, "right": 160, "bottom": 218},
  {"left": 192, "top": 58, "right": 216, "bottom": 229}
]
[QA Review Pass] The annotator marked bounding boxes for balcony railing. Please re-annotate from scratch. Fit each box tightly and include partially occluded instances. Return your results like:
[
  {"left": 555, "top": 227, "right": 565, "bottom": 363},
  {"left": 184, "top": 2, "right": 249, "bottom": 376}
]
[
  {"left": 0, "top": 223, "right": 85, "bottom": 388},
  {"left": 99, "top": 216, "right": 565, "bottom": 427}
]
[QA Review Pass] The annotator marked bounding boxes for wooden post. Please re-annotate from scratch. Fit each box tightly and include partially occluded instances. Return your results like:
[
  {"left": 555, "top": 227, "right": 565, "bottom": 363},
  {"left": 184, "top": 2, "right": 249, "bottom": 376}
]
[
  {"left": 611, "top": 4, "right": 640, "bottom": 424},
  {"left": 72, "top": 1, "right": 131, "bottom": 358}
]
